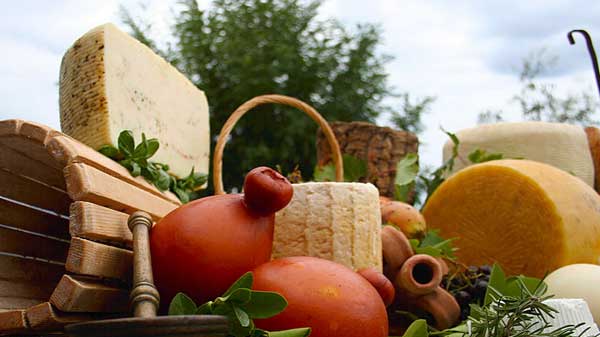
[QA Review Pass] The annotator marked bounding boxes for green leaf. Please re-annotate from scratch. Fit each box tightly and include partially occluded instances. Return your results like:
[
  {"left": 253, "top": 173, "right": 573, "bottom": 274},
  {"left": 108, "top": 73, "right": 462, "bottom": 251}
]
[
  {"left": 342, "top": 154, "right": 367, "bottom": 182},
  {"left": 145, "top": 138, "right": 160, "bottom": 158},
  {"left": 468, "top": 148, "right": 504, "bottom": 164},
  {"left": 402, "top": 319, "right": 428, "bottom": 337},
  {"left": 195, "top": 302, "right": 213, "bottom": 315},
  {"left": 130, "top": 162, "right": 141, "bottom": 177},
  {"left": 223, "top": 272, "right": 254, "bottom": 297},
  {"left": 268, "top": 328, "right": 312, "bottom": 337},
  {"left": 240, "top": 291, "right": 288, "bottom": 319},
  {"left": 233, "top": 305, "right": 251, "bottom": 327},
  {"left": 98, "top": 145, "right": 120, "bottom": 159},
  {"left": 313, "top": 164, "right": 336, "bottom": 182},
  {"left": 412, "top": 230, "right": 457, "bottom": 260},
  {"left": 485, "top": 263, "right": 507, "bottom": 305},
  {"left": 168, "top": 293, "right": 197, "bottom": 315},
  {"left": 395, "top": 153, "right": 419, "bottom": 186},
  {"left": 133, "top": 133, "right": 149, "bottom": 159},
  {"left": 226, "top": 288, "right": 252, "bottom": 305},
  {"left": 156, "top": 169, "right": 171, "bottom": 191},
  {"left": 117, "top": 130, "right": 135, "bottom": 157}
]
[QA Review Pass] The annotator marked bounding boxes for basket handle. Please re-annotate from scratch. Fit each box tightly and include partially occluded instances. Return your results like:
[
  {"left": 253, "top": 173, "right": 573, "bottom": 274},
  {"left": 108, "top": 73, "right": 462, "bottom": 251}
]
[{"left": 213, "top": 94, "right": 344, "bottom": 195}]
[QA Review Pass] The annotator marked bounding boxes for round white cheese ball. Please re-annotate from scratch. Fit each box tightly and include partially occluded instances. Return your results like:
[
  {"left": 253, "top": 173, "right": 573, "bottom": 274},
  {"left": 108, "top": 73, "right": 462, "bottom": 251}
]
[{"left": 545, "top": 264, "right": 600, "bottom": 324}]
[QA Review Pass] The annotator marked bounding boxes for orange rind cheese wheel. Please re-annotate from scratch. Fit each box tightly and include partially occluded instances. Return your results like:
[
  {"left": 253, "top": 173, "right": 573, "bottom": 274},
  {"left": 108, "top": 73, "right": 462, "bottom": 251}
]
[{"left": 422, "top": 159, "right": 600, "bottom": 277}]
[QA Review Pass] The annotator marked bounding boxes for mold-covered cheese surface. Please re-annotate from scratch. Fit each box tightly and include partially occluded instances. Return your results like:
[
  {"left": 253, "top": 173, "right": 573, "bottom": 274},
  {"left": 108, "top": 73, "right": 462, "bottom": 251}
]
[
  {"left": 59, "top": 23, "right": 209, "bottom": 178},
  {"left": 274, "top": 182, "right": 382, "bottom": 272},
  {"left": 423, "top": 159, "right": 600, "bottom": 278}
]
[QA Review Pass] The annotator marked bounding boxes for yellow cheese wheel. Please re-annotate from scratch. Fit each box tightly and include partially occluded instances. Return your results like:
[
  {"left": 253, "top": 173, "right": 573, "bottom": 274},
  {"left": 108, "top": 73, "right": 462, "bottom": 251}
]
[{"left": 422, "top": 159, "right": 600, "bottom": 277}]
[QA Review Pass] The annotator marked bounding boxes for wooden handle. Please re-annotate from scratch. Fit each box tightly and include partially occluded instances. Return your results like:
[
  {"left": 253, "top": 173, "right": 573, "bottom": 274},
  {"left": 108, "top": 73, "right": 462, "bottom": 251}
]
[
  {"left": 212, "top": 94, "right": 344, "bottom": 195},
  {"left": 128, "top": 211, "right": 160, "bottom": 318}
]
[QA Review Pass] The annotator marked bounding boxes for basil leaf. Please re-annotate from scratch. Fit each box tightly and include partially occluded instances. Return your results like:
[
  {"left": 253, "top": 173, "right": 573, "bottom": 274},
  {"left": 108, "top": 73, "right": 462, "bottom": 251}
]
[
  {"left": 342, "top": 154, "right": 367, "bottom": 182},
  {"left": 117, "top": 130, "right": 135, "bottom": 156},
  {"left": 145, "top": 138, "right": 160, "bottom": 158},
  {"left": 130, "top": 162, "right": 141, "bottom": 177},
  {"left": 268, "top": 328, "right": 312, "bottom": 337},
  {"left": 223, "top": 272, "right": 254, "bottom": 297},
  {"left": 156, "top": 169, "right": 171, "bottom": 191},
  {"left": 98, "top": 145, "right": 120, "bottom": 159},
  {"left": 227, "top": 288, "right": 252, "bottom": 305},
  {"left": 401, "top": 319, "right": 428, "bottom": 337},
  {"left": 241, "top": 291, "right": 287, "bottom": 319},
  {"left": 196, "top": 302, "right": 213, "bottom": 315},
  {"left": 168, "top": 293, "right": 197, "bottom": 315},
  {"left": 233, "top": 305, "right": 251, "bottom": 327}
]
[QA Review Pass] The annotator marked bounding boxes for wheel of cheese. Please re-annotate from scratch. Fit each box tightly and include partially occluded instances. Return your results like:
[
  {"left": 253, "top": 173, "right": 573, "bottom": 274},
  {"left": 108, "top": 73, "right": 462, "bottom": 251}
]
[
  {"left": 274, "top": 182, "right": 382, "bottom": 272},
  {"left": 545, "top": 264, "right": 600, "bottom": 324},
  {"left": 422, "top": 159, "right": 600, "bottom": 278},
  {"left": 443, "top": 122, "right": 595, "bottom": 187}
]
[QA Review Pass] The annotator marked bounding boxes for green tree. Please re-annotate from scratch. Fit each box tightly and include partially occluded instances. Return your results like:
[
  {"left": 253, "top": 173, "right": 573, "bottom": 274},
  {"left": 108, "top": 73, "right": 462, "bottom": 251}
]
[
  {"left": 479, "top": 49, "right": 599, "bottom": 125},
  {"left": 122, "top": 0, "right": 418, "bottom": 191},
  {"left": 389, "top": 93, "right": 435, "bottom": 134}
]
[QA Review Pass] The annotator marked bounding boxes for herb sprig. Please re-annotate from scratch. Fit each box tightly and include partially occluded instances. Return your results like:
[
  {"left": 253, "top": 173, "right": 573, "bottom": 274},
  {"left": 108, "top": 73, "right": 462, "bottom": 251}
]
[
  {"left": 168, "top": 272, "right": 311, "bottom": 337},
  {"left": 99, "top": 130, "right": 207, "bottom": 203},
  {"left": 408, "top": 230, "right": 457, "bottom": 261}
]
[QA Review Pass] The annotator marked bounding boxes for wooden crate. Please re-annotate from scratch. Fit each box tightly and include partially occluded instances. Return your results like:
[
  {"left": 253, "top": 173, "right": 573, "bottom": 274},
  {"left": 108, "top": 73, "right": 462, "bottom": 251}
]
[{"left": 0, "top": 119, "right": 181, "bottom": 335}]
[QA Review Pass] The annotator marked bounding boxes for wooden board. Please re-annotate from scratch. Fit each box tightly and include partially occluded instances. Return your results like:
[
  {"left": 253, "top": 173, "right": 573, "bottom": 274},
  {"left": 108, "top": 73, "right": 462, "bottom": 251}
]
[
  {"left": 0, "top": 169, "right": 71, "bottom": 215},
  {"left": 26, "top": 302, "right": 95, "bottom": 332},
  {"left": 50, "top": 275, "right": 129, "bottom": 313},
  {"left": 0, "top": 309, "right": 28, "bottom": 335},
  {"left": 48, "top": 135, "right": 180, "bottom": 205},
  {"left": 0, "top": 120, "right": 62, "bottom": 170},
  {"left": 0, "top": 146, "right": 66, "bottom": 191},
  {"left": 0, "top": 227, "right": 69, "bottom": 262},
  {"left": 0, "top": 198, "right": 69, "bottom": 240},
  {"left": 65, "top": 238, "right": 132, "bottom": 281},
  {"left": 64, "top": 163, "right": 177, "bottom": 220},
  {"left": 70, "top": 201, "right": 131, "bottom": 248}
]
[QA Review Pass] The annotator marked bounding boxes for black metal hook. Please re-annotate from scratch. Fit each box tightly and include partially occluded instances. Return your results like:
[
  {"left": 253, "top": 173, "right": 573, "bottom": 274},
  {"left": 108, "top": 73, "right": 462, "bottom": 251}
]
[{"left": 567, "top": 29, "right": 600, "bottom": 99}]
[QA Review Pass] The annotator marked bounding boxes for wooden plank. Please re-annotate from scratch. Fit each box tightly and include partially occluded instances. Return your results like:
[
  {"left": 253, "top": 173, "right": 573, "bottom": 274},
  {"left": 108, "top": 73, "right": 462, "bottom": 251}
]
[
  {"left": 0, "top": 279, "right": 54, "bottom": 307},
  {"left": 0, "top": 120, "right": 63, "bottom": 171},
  {"left": 0, "top": 255, "right": 64, "bottom": 284},
  {"left": 70, "top": 202, "right": 131, "bottom": 248},
  {"left": 50, "top": 275, "right": 128, "bottom": 313},
  {"left": 0, "top": 309, "right": 29, "bottom": 335},
  {"left": 0, "top": 227, "right": 69, "bottom": 262},
  {"left": 0, "top": 198, "right": 69, "bottom": 240},
  {"left": 48, "top": 135, "right": 181, "bottom": 205},
  {"left": 0, "top": 146, "right": 66, "bottom": 191},
  {"left": 26, "top": 302, "right": 97, "bottom": 331},
  {"left": 0, "top": 169, "right": 71, "bottom": 215},
  {"left": 0, "top": 297, "right": 44, "bottom": 311},
  {"left": 65, "top": 238, "right": 132, "bottom": 281},
  {"left": 64, "top": 163, "right": 177, "bottom": 220}
]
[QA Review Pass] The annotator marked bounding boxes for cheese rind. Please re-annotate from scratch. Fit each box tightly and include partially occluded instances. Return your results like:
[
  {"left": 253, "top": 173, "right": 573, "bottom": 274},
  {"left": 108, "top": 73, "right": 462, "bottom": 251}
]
[
  {"left": 274, "top": 182, "right": 382, "bottom": 272},
  {"left": 422, "top": 159, "right": 600, "bottom": 278},
  {"left": 59, "top": 23, "right": 209, "bottom": 178},
  {"left": 443, "top": 122, "right": 594, "bottom": 187}
]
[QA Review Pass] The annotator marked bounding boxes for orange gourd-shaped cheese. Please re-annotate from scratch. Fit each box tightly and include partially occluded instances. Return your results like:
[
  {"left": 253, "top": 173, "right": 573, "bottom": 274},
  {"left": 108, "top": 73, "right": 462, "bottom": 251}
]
[{"left": 422, "top": 159, "right": 600, "bottom": 277}]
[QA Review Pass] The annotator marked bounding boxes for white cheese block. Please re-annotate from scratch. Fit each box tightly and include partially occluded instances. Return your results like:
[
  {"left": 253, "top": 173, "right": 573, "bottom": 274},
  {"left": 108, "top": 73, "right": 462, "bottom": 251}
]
[
  {"left": 442, "top": 122, "right": 594, "bottom": 186},
  {"left": 546, "top": 264, "right": 600, "bottom": 324},
  {"left": 274, "top": 182, "right": 382, "bottom": 272},
  {"left": 542, "top": 299, "right": 600, "bottom": 336},
  {"left": 59, "top": 23, "right": 209, "bottom": 178}
]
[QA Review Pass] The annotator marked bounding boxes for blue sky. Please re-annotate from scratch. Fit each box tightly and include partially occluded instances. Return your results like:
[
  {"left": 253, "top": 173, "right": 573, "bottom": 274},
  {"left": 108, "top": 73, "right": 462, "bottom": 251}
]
[{"left": 1, "top": 0, "right": 600, "bottom": 168}]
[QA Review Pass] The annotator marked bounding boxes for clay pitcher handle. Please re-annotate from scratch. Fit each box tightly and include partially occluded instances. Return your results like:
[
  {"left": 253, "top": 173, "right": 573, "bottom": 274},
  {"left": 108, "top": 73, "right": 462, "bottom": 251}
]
[
  {"left": 395, "top": 254, "right": 442, "bottom": 296},
  {"left": 213, "top": 94, "right": 344, "bottom": 194},
  {"left": 357, "top": 268, "right": 395, "bottom": 307},
  {"left": 415, "top": 287, "right": 461, "bottom": 330},
  {"left": 381, "top": 226, "right": 414, "bottom": 278}
]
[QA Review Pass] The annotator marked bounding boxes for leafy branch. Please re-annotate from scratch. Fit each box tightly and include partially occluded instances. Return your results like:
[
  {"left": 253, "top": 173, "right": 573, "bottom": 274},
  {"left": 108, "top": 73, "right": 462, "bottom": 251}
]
[
  {"left": 98, "top": 130, "right": 207, "bottom": 203},
  {"left": 169, "top": 272, "right": 310, "bottom": 337},
  {"left": 408, "top": 230, "right": 457, "bottom": 261}
]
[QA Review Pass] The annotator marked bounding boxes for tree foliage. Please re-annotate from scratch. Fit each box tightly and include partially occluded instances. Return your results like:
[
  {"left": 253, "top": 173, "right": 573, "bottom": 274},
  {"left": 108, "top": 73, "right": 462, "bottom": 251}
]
[
  {"left": 122, "top": 0, "right": 416, "bottom": 191},
  {"left": 479, "top": 49, "right": 599, "bottom": 125}
]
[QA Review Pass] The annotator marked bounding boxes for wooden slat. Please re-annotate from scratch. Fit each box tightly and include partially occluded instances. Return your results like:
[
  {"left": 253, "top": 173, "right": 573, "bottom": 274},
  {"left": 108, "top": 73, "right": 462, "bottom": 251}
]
[
  {"left": 26, "top": 302, "right": 96, "bottom": 331},
  {"left": 0, "top": 198, "right": 69, "bottom": 240},
  {"left": 0, "top": 169, "right": 71, "bottom": 215},
  {"left": 70, "top": 202, "right": 131, "bottom": 248},
  {"left": 0, "top": 309, "right": 28, "bottom": 335},
  {"left": 0, "top": 120, "right": 63, "bottom": 170},
  {"left": 50, "top": 275, "right": 128, "bottom": 313},
  {"left": 48, "top": 135, "right": 181, "bottom": 205},
  {"left": 0, "top": 227, "right": 69, "bottom": 262},
  {"left": 0, "top": 279, "right": 54, "bottom": 307},
  {"left": 0, "top": 255, "right": 64, "bottom": 284},
  {"left": 65, "top": 238, "right": 132, "bottom": 281},
  {"left": 0, "top": 146, "right": 66, "bottom": 191},
  {"left": 64, "top": 163, "right": 177, "bottom": 220}
]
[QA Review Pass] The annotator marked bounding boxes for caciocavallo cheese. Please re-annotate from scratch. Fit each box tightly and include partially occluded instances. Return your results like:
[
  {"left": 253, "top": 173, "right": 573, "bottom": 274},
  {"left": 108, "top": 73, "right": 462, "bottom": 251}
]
[
  {"left": 274, "top": 182, "right": 382, "bottom": 272},
  {"left": 422, "top": 159, "right": 600, "bottom": 278},
  {"left": 59, "top": 23, "right": 209, "bottom": 178},
  {"left": 442, "top": 122, "right": 595, "bottom": 187}
]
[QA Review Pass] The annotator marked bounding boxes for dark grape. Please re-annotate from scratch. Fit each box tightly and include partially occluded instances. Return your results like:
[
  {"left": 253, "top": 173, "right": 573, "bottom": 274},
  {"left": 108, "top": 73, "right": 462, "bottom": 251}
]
[
  {"left": 455, "top": 291, "right": 472, "bottom": 306},
  {"left": 473, "top": 280, "right": 488, "bottom": 298},
  {"left": 479, "top": 265, "right": 492, "bottom": 275}
]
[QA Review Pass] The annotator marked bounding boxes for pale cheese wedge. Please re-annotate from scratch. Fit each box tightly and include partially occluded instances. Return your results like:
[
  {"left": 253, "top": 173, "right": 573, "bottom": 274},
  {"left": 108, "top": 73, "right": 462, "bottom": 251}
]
[{"left": 59, "top": 23, "right": 209, "bottom": 178}]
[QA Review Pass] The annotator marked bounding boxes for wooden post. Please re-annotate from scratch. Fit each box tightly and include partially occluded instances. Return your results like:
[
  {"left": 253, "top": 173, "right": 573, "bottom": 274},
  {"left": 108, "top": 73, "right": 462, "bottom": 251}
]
[{"left": 127, "top": 211, "right": 160, "bottom": 318}]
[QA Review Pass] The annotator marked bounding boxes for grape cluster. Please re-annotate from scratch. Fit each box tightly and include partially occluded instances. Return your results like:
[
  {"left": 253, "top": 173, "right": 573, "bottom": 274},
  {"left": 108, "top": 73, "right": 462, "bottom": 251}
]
[{"left": 441, "top": 265, "right": 491, "bottom": 320}]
